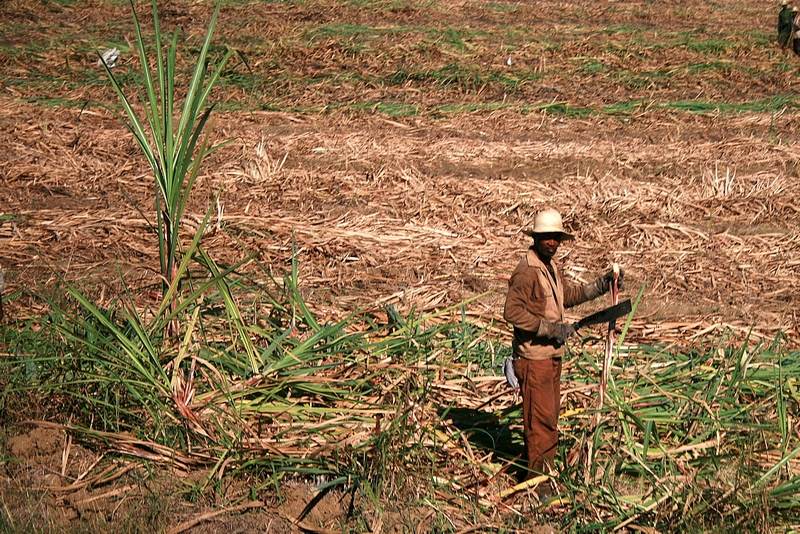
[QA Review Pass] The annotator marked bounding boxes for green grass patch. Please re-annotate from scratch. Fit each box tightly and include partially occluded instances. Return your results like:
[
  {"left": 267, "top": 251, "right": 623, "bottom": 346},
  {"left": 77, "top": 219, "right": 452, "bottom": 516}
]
[
  {"left": 522, "top": 101, "right": 591, "bottom": 117},
  {"left": 581, "top": 59, "right": 609, "bottom": 75},
  {"left": 602, "top": 96, "right": 800, "bottom": 116},
  {"left": 666, "top": 96, "right": 800, "bottom": 113},
  {"left": 384, "top": 63, "right": 541, "bottom": 91},
  {"left": 483, "top": 2, "right": 519, "bottom": 14},
  {"left": 0, "top": 213, "right": 24, "bottom": 223},
  {"left": 603, "top": 98, "right": 651, "bottom": 115},
  {"left": 685, "top": 60, "right": 734, "bottom": 74},
  {"left": 682, "top": 37, "right": 737, "bottom": 53},
  {"left": 436, "top": 102, "right": 508, "bottom": 114},
  {"left": 372, "top": 101, "right": 418, "bottom": 116}
]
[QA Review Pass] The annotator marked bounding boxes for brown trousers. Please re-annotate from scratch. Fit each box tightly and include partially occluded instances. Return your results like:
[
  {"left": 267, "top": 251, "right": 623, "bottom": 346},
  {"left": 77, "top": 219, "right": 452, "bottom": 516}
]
[{"left": 513, "top": 356, "right": 562, "bottom": 476}]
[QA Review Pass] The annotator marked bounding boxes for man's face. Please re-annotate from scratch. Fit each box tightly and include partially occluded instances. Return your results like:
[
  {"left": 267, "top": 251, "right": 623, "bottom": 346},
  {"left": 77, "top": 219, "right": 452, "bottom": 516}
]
[{"left": 533, "top": 233, "right": 562, "bottom": 261}]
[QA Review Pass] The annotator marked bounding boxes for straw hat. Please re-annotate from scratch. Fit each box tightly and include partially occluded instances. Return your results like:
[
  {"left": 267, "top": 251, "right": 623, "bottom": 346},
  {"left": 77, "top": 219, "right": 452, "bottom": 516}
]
[
  {"left": 782, "top": 0, "right": 790, "bottom": 7},
  {"left": 522, "top": 209, "right": 574, "bottom": 240}
]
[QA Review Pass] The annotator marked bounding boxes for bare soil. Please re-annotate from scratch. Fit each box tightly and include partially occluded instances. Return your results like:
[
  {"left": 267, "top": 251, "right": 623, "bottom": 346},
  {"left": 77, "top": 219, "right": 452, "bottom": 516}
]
[{"left": 1, "top": 0, "right": 800, "bottom": 531}]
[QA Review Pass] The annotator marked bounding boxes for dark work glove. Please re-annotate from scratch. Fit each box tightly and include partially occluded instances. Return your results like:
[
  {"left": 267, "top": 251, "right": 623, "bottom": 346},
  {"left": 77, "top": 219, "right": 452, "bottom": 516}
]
[
  {"left": 583, "top": 268, "right": 625, "bottom": 300},
  {"left": 537, "top": 320, "right": 576, "bottom": 344}
]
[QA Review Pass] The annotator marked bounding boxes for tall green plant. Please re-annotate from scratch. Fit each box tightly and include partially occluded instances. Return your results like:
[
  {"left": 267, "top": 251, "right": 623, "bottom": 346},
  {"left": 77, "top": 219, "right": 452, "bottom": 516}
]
[{"left": 98, "top": 0, "right": 233, "bottom": 295}]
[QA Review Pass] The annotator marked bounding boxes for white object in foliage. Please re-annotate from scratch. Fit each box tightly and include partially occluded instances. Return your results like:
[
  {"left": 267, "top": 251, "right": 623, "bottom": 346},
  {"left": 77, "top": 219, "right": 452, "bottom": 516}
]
[
  {"left": 502, "top": 356, "right": 518, "bottom": 388},
  {"left": 97, "top": 47, "right": 120, "bottom": 68}
]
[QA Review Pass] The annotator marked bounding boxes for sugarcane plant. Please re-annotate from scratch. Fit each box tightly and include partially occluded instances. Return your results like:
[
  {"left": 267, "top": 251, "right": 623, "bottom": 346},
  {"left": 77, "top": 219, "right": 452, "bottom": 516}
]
[
  {"left": 43, "top": 0, "right": 270, "bottom": 438},
  {"left": 97, "top": 0, "right": 233, "bottom": 308}
]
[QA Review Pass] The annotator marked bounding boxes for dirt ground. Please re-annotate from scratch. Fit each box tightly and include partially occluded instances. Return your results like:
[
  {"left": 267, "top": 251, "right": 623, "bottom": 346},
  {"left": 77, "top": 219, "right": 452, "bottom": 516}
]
[
  {"left": 5, "top": 422, "right": 527, "bottom": 533},
  {"left": 2, "top": 0, "right": 800, "bottom": 531},
  {"left": 1, "top": 425, "right": 367, "bottom": 533}
]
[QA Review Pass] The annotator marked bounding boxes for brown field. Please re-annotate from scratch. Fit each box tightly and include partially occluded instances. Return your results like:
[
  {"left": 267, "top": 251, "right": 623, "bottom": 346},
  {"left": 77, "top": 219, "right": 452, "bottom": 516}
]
[{"left": 1, "top": 0, "right": 800, "bottom": 531}]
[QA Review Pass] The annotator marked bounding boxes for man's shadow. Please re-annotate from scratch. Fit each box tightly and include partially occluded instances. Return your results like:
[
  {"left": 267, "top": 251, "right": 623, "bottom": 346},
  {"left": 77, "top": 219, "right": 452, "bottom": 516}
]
[{"left": 437, "top": 403, "right": 530, "bottom": 483}]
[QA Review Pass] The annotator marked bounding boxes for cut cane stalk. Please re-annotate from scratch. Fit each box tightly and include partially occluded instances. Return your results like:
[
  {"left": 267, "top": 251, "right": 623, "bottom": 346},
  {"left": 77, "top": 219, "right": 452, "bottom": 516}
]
[
  {"left": 586, "top": 263, "right": 620, "bottom": 476},
  {"left": 594, "top": 263, "right": 620, "bottom": 424}
]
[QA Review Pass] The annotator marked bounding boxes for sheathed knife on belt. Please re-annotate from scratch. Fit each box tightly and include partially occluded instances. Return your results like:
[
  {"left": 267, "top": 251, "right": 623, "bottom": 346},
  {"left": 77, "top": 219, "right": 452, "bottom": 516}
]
[{"left": 573, "top": 299, "right": 632, "bottom": 330}]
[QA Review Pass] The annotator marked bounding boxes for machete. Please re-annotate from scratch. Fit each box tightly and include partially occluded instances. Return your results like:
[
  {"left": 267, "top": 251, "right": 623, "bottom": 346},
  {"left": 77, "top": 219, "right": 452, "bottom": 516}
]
[{"left": 573, "top": 299, "right": 632, "bottom": 330}]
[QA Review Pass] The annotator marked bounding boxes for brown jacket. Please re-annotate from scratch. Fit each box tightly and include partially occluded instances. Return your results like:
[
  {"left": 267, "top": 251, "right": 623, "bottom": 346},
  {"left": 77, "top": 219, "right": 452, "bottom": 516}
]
[{"left": 504, "top": 249, "right": 588, "bottom": 360}]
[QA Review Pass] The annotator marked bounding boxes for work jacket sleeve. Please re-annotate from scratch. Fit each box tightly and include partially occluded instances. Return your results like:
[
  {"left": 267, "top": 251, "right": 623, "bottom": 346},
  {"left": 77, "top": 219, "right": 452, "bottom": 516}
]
[
  {"left": 564, "top": 280, "right": 589, "bottom": 309},
  {"left": 503, "top": 268, "right": 543, "bottom": 333}
]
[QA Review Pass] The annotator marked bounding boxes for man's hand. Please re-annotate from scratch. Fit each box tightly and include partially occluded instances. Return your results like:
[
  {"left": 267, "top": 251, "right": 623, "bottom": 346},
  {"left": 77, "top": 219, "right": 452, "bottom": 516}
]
[
  {"left": 537, "top": 320, "right": 577, "bottom": 344},
  {"left": 602, "top": 267, "right": 625, "bottom": 290},
  {"left": 583, "top": 268, "right": 625, "bottom": 300}
]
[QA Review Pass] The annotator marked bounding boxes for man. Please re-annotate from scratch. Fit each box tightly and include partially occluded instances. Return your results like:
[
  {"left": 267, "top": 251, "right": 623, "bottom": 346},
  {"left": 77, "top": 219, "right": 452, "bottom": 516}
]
[
  {"left": 792, "top": 7, "right": 800, "bottom": 54},
  {"left": 503, "top": 209, "right": 622, "bottom": 494},
  {"left": 779, "top": 0, "right": 793, "bottom": 48}
]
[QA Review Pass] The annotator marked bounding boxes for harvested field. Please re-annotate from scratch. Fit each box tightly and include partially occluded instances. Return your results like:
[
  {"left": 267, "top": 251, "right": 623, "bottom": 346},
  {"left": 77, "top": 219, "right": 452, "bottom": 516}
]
[
  {"left": 1, "top": 0, "right": 800, "bottom": 532},
  {"left": 4, "top": 98, "right": 800, "bottom": 346},
  {"left": 2, "top": 0, "right": 799, "bottom": 346}
]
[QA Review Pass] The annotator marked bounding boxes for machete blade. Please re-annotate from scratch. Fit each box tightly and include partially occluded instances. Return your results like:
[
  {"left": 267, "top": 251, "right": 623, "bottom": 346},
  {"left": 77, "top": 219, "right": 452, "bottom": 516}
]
[{"left": 574, "top": 299, "right": 632, "bottom": 330}]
